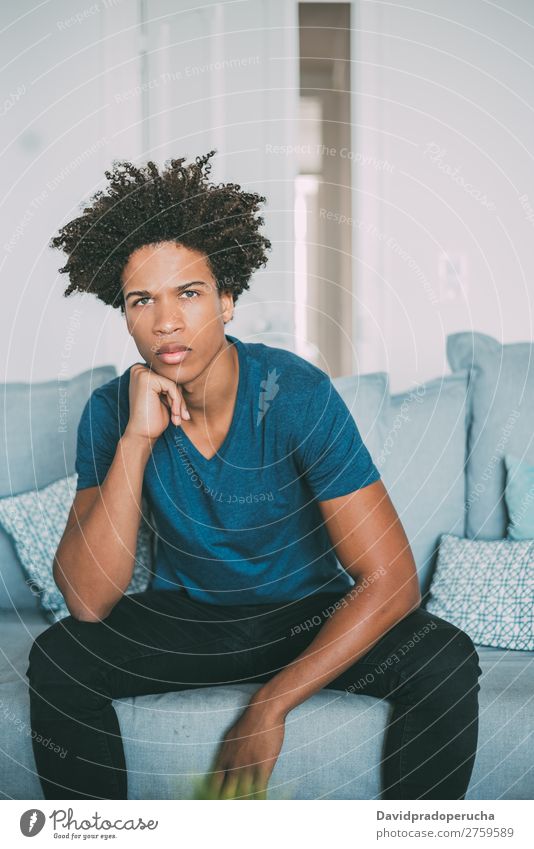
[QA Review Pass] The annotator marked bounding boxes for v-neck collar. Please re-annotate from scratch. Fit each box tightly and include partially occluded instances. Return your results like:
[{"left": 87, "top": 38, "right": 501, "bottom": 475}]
[{"left": 169, "top": 333, "right": 247, "bottom": 466}]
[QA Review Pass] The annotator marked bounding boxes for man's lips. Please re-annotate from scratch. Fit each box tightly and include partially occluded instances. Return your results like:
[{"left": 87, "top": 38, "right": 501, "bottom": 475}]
[
  {"left": 156, "top": 347, "right": 192, "bottom": 364},
  {"left": 156, "top": 343, "right": 190, "bottom": 354}
]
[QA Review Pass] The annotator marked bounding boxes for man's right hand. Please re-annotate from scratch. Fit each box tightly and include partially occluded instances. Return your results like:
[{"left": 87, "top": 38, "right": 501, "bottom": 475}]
[{"left": 125, "top": 363, "right": 191, "bottom": 442}]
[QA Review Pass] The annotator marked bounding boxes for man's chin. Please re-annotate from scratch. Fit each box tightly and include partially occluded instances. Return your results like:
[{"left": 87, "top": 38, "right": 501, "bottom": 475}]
[{"left": 146, "top": 356, "right": 195, "bottom": 383}]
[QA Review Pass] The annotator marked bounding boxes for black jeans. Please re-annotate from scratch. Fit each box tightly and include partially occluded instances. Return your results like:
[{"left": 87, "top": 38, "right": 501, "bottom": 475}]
[{"left": 25, "top": 589, "right": 482, "bottom": 800}]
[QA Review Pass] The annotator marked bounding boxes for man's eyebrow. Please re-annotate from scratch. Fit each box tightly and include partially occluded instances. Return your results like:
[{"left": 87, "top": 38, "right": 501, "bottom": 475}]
[{"left": 124, "top": 281, "right": 212, "bottom": 301}]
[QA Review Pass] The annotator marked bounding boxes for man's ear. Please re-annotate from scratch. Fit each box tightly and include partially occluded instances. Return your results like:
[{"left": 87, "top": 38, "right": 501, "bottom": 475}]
[{"left": 220, "top": 287, "right": 235, "bottom": 324}]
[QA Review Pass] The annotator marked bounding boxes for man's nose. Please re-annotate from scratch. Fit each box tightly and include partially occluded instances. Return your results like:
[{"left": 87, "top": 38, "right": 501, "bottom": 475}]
[{"left": 152, "top": 303, "right": 186, "bottom": 335}]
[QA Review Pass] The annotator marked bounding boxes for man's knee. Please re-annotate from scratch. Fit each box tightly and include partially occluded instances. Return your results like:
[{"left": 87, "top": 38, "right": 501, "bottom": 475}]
[
  {"left": 27, "top": 616, "right": 107, "bottom": 690},
  {"left": 408, "top": 618, "right": 482, "bottom": 696}
]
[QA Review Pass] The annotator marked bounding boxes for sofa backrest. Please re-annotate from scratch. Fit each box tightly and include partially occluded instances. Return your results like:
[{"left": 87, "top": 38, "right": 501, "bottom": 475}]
[
  {"left": 333, "top": 369, "right": 470, "bottom": 596},
  {"left": 338, "top": 330, "right": 534, "bottom": 594},
  {"left": 447, "top": 331, "right": 534, "bottom": 539},
  {"left": 378, "top": 371, "right": 470, "bottom": 596},
  {"left": 0, "top": 366, "right": 117, "bottom": 610},
  {"left": 332, "top": 371, "right": 390, "bottom": 463}
]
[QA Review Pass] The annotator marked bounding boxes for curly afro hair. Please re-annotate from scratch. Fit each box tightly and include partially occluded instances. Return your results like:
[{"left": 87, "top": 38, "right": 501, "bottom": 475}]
[{"left": 50, "top": 150, "right": 271, "bottom": 314}]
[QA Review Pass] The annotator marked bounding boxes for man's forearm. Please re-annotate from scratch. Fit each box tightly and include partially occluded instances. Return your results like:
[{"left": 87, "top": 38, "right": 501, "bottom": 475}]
[
  {"left": 54, "top": 432, "right": 153, "bottom": 620},
  {"left": 247, "top": 578, "right": 421, "bottom": 719}
]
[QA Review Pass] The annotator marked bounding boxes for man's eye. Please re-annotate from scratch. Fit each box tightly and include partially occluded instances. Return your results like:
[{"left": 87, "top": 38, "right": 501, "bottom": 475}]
[{"left": 133, "top": 290, "right": 200, "bottom": 307}]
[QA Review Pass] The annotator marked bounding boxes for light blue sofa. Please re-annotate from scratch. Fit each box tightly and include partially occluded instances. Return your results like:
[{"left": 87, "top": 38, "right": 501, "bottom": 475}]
[{"left": 1, "top": 332, "right": 532, "bottom": 799}]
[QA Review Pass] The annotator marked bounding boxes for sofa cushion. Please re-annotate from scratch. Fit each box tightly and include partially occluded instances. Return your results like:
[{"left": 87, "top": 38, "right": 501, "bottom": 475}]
[
  {"left": 0, "top": 366, "right": 116, "bottom": 610},
  {"left": 465, "top": 644, "right": 534, "bottom": 799},
  {"left": 426, "top": 534, "right": 534, "bottom": 651},
  {"left": 447, "top": 331, "right": 534, "bottom": 539},
  {"left": 504, "top": 453, "right": 534, "bottom": 540},
  {"left": 331, "top": 372, "right": 390, "bottom": 577},
  {"left": 0, "top": 474, "right": 153, "bottom": 622},
  {"left": 378, "top": 371, "right": 470, "bottom": 596},
  {"left": 331, "top": 371, "right": 390, "bottom": 463},
  {"left": 0, "top": 533, "right": 43, "bottom": 612},
  {"left": 0, "top": 610, "right": 49, "bottom": 685}
]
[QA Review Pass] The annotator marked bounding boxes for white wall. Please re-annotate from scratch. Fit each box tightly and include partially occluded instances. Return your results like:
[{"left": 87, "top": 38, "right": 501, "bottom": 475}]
[
  {"left": 0, "top": 0, "right": 298, "bottom": 383},
  {"left": 353, "top": 0, "right": 534, "bottom": 391},
  {"left": 0, "top": 0, "right": 143, "bottom": 383},
  {"left": 2, "top": 1, "right": 533, "bottom": 390}
]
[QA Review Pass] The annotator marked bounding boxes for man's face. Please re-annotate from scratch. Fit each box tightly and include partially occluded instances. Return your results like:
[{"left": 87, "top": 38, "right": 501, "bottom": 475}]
[{"left": 122, "top": 241, "right": 234, "bottom": 382}]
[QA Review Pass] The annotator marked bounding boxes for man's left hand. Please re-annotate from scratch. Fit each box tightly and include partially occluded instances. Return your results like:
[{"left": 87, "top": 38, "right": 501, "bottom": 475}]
[{"left": 206, "top": 700, "right": 286, "bottom": 799}]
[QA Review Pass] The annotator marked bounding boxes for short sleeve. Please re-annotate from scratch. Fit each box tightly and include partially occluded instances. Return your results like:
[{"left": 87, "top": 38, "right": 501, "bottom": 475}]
[
  {"left": 75, "top": 390, "right": 123, "bottom": 491},
  {"left": 294, "top": 375, "right": 381, "bottom": 501}
]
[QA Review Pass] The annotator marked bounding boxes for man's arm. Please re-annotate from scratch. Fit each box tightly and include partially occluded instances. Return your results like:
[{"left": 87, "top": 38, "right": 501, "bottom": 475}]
[
  {"left": 53, "top": 431, "right": 154, "bottom": 622},
  {"left": 207, "top": 477, "right": 421, "bottom": 798},
  {"left": 54, "top": 364, "right": 189, "bottom": 623},
  {"left": 247, "top": 478, "right": 421, "bottom": 718}
]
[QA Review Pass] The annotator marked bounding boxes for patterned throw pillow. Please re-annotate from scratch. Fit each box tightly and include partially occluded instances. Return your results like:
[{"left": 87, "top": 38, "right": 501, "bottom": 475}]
[
  {"left": 426, "top": 534, "right": 534, "bottom": 651},
  {"left": 0, "top": 474, "right": 153, "bottom": 622}
]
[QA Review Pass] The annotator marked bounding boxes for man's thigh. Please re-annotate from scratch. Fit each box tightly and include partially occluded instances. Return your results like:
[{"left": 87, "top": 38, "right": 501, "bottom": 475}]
[
  {"left": 27, "top": 589, "right": 254, "bottom": 703},
  {"left": 227, "top": 592, "right": 351, "bottom": 683},
  {"left": 322, "top": 606, "right": 466, "bottom": 699},
  {"left": 230, "top": 596, "right": 477, "bottom": 699}
]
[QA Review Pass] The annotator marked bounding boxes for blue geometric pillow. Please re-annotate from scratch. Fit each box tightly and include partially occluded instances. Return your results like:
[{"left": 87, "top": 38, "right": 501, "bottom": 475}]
[
  {"left": 426, "top": 534, "right": 534, "bottom": 651},
  {"left": 504, "top": 453, "right": 534, "bottom": 540},
  {"left": 0, "top": 474, "right": 153, "bottom": 622}
]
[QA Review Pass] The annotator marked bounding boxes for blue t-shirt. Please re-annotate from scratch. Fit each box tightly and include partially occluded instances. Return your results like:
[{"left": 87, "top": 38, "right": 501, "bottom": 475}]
[{"left": 75, "top": 334, "right": 381, "bottom": 605}]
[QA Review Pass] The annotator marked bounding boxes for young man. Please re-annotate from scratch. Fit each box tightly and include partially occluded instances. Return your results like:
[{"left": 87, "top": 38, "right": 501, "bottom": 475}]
[{"left": 26, "top": 152, "right": 481, "bottom": 801}]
